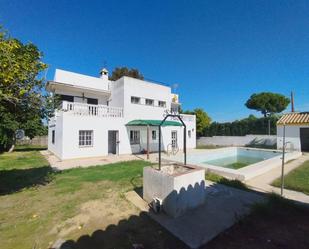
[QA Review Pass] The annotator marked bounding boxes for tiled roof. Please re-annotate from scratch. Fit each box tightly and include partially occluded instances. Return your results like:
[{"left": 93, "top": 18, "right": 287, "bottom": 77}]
[{"left": 277, "top": 112, "right": 309, "bottom": 125}]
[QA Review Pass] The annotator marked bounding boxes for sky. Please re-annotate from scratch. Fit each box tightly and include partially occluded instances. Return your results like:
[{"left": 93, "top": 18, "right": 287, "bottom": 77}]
[{"left": 1, "top": 0, "right": 309, "bottom": 122}]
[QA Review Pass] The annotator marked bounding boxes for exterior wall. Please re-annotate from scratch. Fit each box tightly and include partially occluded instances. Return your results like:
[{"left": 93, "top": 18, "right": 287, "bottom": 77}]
[
  {"left": 122, "top": 77, "right": 172, "bottom": 121},
  {"left": 48, "top": 115, "right": 64, "bottom": 159},
  {"left": 198, "top": 135, "right": 276, "bottom": 147},
  {"left": 47, "top": 70, "right": 196, "bottom": 160},
  {"left": 277, "top": 124, "right": 309, "bottom": 151},
  {"left": 54, "top": 69, "right": 110, "bottom": 92},
  {"left": 52, "top": 87, "right": 109, "bottom": 105}
]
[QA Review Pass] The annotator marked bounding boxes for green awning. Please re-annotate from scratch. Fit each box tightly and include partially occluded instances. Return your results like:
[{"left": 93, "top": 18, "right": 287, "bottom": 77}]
[{"left": 126, "top": 119, "right": 182, "bottom": 127}]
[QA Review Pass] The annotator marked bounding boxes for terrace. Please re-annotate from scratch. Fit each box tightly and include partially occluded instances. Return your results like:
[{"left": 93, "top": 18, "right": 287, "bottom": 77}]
[{"left": 60, "top": 101, "right": 124, "bottom": 118}]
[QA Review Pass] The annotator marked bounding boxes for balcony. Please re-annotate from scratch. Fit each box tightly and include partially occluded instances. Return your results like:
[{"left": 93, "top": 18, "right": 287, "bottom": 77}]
[{"left": 61, "top": 101, "right": 123, "bottom": 118}]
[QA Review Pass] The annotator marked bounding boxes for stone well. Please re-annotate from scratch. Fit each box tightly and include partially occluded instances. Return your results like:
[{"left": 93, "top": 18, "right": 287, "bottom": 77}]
[{"left": 143, "top": 163, "right": 205, "bottom": 218}]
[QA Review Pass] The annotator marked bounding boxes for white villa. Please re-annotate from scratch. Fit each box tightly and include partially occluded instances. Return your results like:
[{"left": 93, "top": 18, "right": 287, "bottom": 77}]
[{"left": 47, "top": 69, "right": 196, "bottom": 160}]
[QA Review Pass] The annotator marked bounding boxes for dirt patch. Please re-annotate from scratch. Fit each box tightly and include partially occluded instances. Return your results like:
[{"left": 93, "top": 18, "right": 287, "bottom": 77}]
[{"left": 50, "top": 192, "right": 135, "bottom": 237}]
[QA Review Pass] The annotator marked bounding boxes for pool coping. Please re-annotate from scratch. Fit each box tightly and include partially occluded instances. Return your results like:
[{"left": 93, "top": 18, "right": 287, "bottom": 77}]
[{"left": 164, "top": 147, "right": 303, "bottom": 181}]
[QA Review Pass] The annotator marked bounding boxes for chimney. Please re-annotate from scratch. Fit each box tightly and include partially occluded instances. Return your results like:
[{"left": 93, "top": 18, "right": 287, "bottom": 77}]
[
  {"left": 100, "top": 68, "right": 109, "bottom": 80},
  {"left": 291, "top": 91, "right": 295, "bottom": 112}
]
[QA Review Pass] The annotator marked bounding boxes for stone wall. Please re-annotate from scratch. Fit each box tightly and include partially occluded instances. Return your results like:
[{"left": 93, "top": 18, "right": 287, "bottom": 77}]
[{"left": 17, "top": 136, "right": 48, "bottom": 146}]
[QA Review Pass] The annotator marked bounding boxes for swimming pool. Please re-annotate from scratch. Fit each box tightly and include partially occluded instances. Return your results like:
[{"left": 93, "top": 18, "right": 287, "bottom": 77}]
[
  {"left": 192, "top": 147, "right": 281, "bottom": 169},
  {"left": 166, "top": 147, "right": 302, "bottom": 181}
]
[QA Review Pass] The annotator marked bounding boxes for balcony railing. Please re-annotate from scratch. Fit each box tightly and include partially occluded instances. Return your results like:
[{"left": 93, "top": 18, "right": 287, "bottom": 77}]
[{"left": 61, "top": 101, "right": 123, "bottom": 118}]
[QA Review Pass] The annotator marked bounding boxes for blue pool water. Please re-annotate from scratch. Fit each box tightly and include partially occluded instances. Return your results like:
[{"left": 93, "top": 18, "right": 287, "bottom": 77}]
[{"left": 186, "top": 148, "right": 281, "bottom": 169}]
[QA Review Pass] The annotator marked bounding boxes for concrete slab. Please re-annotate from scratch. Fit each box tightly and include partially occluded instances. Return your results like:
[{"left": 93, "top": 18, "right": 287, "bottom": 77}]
[
  {"left": 41, "top": 150, "right": 158, "bottom": 170},
  {"left": 125, "top": 181, "right": 264, "bottom": 249}
]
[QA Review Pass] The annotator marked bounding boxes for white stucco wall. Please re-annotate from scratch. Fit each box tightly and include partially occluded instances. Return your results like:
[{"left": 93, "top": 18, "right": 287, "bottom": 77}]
[
  {"left": 54, "top": 69, "right": 110, "bottom": 92},
  {"left": 48, "top": 70, "right": 196, "bottom": 160},
  {"left": 48, "top": 115, "right": 63, "bottom": 159},
  {"left": 277, "top": 124, "right": 309, "bottom": 151}
]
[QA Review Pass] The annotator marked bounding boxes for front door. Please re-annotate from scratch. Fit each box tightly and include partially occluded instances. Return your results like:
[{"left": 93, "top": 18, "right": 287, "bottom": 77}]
[
  {"left": 171, "top": 131, "right": 178, "bottom": 149},
  {"left": 108, "top": 130, "right": 119, "bottom": 154},
  {"left": 300, "top": 128, "right": 309, "bottom": 152}
]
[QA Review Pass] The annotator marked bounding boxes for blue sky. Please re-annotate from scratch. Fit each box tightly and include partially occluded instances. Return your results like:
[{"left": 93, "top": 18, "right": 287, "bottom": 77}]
[{"left": 1, "top": 0, "right": 308, "bottom": 122}]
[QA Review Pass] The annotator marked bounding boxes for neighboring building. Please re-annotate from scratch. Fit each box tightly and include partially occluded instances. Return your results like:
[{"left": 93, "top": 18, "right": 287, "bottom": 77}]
[
  {"left": 277, "top": 112, "right": 309, "bottom": 152},
  {"left": 47, "top": 69, "right": 196, "bottom": 160}
]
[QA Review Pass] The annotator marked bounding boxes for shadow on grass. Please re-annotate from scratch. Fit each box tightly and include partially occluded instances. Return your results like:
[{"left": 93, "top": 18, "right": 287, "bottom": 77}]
[
  {"left": 0, "top": 166, "right": 53, "bottom": 195},
  {"left": 59, "top": 211, "right": 188, "bottom": 249},
  {"left": 14, "top": 146, "right": 47, "bottom": 152},
  {"left": 205, "top": 173, "right": 248, "bottom": 190}
]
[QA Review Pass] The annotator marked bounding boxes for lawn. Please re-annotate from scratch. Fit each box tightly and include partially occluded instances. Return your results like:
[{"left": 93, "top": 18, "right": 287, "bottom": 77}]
[
  {"left": 272, "top": 160, "right": 309, "bottom": 195},
  {"left": 0, "top": 147, "right": 186, "bottom": 249},
  {"left": 1, "top": 147, "right": 309, "bottom": 249}
]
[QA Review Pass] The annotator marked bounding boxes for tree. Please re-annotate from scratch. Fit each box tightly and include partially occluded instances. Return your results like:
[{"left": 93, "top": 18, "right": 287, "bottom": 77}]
[
  {"left": 183, "top": 108, "right": 211, "bottom": 137},
  {"left": 109, "top": 66, "right": 144, "bottom": 81},
  {"left": 0, "top": 27, "right": 48, "bottom": 151},
  {"left": 245, "top": 92, "right": 290, "bottom": 117}
]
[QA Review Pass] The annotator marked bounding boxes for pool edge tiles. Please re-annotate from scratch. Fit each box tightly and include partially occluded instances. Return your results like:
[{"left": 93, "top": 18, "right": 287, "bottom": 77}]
[{"left": 165, "top": 147, "right": 302, "bottom": 181}]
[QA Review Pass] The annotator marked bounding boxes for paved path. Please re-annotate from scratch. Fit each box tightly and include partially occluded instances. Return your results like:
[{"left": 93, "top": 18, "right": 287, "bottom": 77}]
[
  {"left": 126, "top": 181, "right": 264, "bottom": 249},
  {"left": 246, "top": 154, "right": 309, "bottom": 204},
  {"left": 41, "top": 150, "right": 158, "bottom": 170}
]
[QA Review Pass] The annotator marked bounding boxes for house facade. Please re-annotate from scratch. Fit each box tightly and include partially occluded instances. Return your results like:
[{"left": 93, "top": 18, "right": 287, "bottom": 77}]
[
  {"left": 47, "top": 69, "right": 196, "bottom": 160},
  {"left": 277, "top": 112, "right": 309, "bottom": 152}
]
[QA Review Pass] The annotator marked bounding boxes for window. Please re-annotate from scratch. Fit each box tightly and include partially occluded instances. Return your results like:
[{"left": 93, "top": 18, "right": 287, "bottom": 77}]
[
  {"left": 131, "top": 96, "right": 140, "bottom": 104},
  {"left": 59, "top": 94, "right": 74, "bottom": 102},
  {"left": 158, "top": 101, "right": 166, "bottom": 107},
  {"left": 152, "top": 130, "right": 156, "bottom": 140},
  {"left": 79, "top": 130, "right": 93, "bottom": 147},
  {"left": 188, "top": 130, "right": 191, "bottom": 138},
  {"left": 130, "top": 130, "right": 140, "bottom": 144},
  {"left": 87, "top": 98, "right": 98, "bottom": 105},
  {"left": 52, "top": 130, "right": 55, "bottom": 144},
  {"left": 145, "top": 98, "right": 154, "bottom": 106}
]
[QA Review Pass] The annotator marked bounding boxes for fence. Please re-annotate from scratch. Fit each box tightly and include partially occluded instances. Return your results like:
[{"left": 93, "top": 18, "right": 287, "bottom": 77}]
[
  {"left": 197, "top": 135, "right": 277, "bottom": 148},
  {"left": 16, "top": 136, "right": 48, "bottom": 147}
]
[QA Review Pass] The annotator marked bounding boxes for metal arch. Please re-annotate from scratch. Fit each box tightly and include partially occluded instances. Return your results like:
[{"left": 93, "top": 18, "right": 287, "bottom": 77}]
[{"left": 158, "top": 114, "right": 186, "bottom": 170}]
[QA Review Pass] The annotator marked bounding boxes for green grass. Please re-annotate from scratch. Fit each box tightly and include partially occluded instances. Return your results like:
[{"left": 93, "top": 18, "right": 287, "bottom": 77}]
[
  {"left": 0, "top": 149, "right": 158, "bottom": 249},
  {"left": 272, "top": 160, "right": 309, "bottom": 195},
  {"left": 205, "top": 172, "right": 248, "bottom": 190},
  {"left": 227, "top": 162, "right": 248, "bottom": 169}
]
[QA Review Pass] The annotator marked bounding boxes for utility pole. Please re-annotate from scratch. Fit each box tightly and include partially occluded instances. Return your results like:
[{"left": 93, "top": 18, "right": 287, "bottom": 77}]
[
  {"left": 291, "top": 91, "right": 295, "bottom": 112},
  {"left": 280, "top": 124, "right": 286, "bottom": 196}
]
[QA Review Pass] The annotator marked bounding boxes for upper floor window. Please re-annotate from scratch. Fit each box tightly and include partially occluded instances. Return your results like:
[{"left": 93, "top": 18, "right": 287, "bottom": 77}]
[
  {"left": 79, "top": 130, "right": 93, "bottom": 147},
  {"left": 188, "top": 130, "right": 191, "bottom": 138},
  {"left": 131, "top": 96, "right": 140, "bottom": 104},
  {"left": 145, "top": 99, "right": 154, "bottom": 106},
  {"left": 158, "top": 101, "right": 166, "bottom": 107},
  {"left": 87, "top": 98, "right": 98, "bottom": 105},
  {"left": 58, "top": 94, "right": 74, "bottom": 102}
]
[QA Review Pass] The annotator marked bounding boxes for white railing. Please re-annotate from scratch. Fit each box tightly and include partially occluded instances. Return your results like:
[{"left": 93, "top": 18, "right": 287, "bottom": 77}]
[
  {"left": 61, "top": 101, "right": 123, "bottom": 118},
  {"left": 180, "top": 114, "right": 195, "bottom": 122}
]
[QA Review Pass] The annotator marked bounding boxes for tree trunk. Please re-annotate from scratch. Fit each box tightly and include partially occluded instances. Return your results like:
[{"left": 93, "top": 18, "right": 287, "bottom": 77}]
[{"left": 8, "top": 136, "right": 16, "bottom": 153}]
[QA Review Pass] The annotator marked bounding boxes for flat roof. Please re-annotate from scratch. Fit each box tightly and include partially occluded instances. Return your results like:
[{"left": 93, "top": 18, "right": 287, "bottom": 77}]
[{"left": 277, "top": 112, "right": 309, "bottom": 125}]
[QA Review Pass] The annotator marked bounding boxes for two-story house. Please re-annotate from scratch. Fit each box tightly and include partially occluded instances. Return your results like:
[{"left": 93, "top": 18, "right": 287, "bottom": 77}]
[{"left": 47, "top": 68, "right": 196, "bottom": 160}]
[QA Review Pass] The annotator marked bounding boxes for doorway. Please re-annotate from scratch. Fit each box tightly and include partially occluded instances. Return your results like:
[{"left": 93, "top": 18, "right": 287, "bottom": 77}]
[
  {"left": 108, "top": 130, "right": 119, "bottom": 154},
  {"left": 300, "top": 128, "right": 309, "bottom": 152}
]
